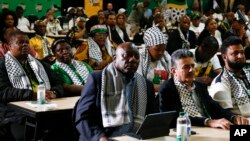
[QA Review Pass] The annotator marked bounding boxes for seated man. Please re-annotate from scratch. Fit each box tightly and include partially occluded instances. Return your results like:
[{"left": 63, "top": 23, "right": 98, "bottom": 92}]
[
  {"left": 137, "top": 26, "right": 171, "bottom": 92},
  {"left": 75, "top": 42, "right": 157, "bottom": 141},
  {"left": 159, "top": 49, "right": 249, "bottom": 130},
  {"left": 29, "top": 20, "right": 55, "bottom": 64},
  {"left": 209, "top": 36, "right": 250, "bottom": 117},
  {"left": 51, "top": 39, "right": 93, "bottom": 96},
  {"left": 0, "top": 31, "right": 64, "bottom": 140},
  {"left": 167, "top": 15, "right": 197, "bottom": 55},
  {"left": 190, "top": 36, "right": 222, "bottom": 85}
]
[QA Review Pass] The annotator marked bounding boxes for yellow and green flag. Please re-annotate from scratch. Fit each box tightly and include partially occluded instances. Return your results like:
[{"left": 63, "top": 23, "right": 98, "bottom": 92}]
[{"left": 168, "top": 0, "right": 187, "bottom": 9}]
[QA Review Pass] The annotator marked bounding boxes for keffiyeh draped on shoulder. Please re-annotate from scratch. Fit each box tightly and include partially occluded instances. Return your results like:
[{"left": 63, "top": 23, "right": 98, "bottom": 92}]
[
  {"left": 223, "top": 68, "right": 250, "bottom": 116},
  {"left": 140, "top": 48, "right": 170, "bottom": 77},
  {"left": 54, "top": 60, "right": 90, "bottom": 85},
  {"left": 5, "top": 52, "right": 51, "bottom": 90},
  {"left": 101, "top": 63, "right": 147, "bottom": 127}
]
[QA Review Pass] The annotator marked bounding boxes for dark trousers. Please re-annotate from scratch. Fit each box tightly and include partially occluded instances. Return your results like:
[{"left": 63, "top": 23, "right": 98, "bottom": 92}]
[{"left": 0, "top": 122, "right": 25, "bottom": 141}]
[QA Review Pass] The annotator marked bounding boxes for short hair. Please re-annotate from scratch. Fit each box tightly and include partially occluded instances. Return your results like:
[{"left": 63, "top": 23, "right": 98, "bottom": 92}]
[
  {"left": 16, "top": 6, "right": 24, "bottom": 11},
  {"left": 171, "top": 49, "right": 194, "bottom": 67},
  {"left": 220, "top": 36, "right": 243, "bottom": 55},
  {"left": 8, "top": 30, "right": 27, "bottom": 44},
  {"left": 200, "top": 36, "right": 219, "bottom": 52},
  {"left": 34, "top": 20, "right": 46, "bottom": 31},
  {"left": 106, "top": 11, "right": 116, "bottom": 18},
  {"left": 51, "top": 39, "right": 72, "bottom": 53}
]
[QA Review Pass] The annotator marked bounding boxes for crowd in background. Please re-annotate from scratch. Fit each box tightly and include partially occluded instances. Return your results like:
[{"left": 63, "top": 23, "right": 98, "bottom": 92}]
[{"left": 1, "top": 0, "right": 250, "bottom": 140}]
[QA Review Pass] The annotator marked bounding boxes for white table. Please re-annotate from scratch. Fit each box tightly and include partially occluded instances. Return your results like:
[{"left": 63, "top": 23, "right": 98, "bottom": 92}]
[
  {"left": 112, "top": 126, "right": 229, "bottom": 141},
  {"left": 8, "top": 96, "right": 80, "bottom": 140}
]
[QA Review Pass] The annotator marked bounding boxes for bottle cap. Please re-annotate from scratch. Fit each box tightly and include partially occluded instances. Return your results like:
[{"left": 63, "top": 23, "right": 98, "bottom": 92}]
[{"left": 179, "top": 112, "right": 185, "bottom": 116}]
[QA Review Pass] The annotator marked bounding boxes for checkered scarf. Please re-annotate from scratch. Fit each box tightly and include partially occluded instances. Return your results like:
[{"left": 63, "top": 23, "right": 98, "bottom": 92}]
[
  {"left": 88, "top": 37, "right": 103, "bottom": 64},
  {"left": 178, "top": 26, "right": 190, "bottom": 49},
  {"left": 174, "top": 78, "right": 202, "bottom": 117},
  {"left": 115, "top": 25, "right": 125, "bottom": 43},
  {"left": 143, "top": 26, "right": 167, "bottom": 47},
  {"left": 54, "top": 60, "right": 90, "bottom": 85},
  {"left": 88, "top": 37, "right": 111, "bottom": 64},
  {"left": 101, "top": 63, "right": 147, "bottom": 127},
  {"left": 5, "top": 52, "right": 51, "bottom": 90},
  {"left": 223, "top": 68, "right": 250, "bottom": 115},
  {"left": 140, "top": 48, "right": 170, "bottom": 77},
  {"left": 35, "top": 35, "right": 53, "bottom": 58}
]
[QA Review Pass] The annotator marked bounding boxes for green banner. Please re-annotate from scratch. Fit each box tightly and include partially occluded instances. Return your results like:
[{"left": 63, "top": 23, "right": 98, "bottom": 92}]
[{"left": 168, "top": 0, "right": 187, "bottom": 9}]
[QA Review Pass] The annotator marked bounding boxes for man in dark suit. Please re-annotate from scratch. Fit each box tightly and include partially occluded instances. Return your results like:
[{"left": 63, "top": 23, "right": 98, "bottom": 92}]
[
  {"left": 166, "top": 15, "right": 197, "bottom": 55},
  {"left": 75, "top": 42, "right": 157, "bottom": 141},
  {"left": 0, "top": 31, "right": 64, "bottom": 141},
  {"left": 159, "top": 49, "right": 249, "bottom": 129}
]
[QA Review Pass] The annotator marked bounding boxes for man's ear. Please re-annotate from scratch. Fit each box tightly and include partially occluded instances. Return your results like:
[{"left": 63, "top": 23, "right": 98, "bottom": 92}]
[
  {"left": 113, "top": 55, "right": 116, "bottom": 61},
  {"left": 222, "top": 54, "right": 227, "bottom": 61},
  {"left": 170, "top": 67, "right": 176, "bottom": 75}
]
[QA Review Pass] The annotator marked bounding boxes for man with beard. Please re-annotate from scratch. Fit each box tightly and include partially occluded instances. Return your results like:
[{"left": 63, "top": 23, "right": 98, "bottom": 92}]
[
  {"left": 75, "top": 42, "right": 157, "bottom": 141},
  {"left": 159, "top": 49, "right": 249, "bottom": 130},
  {"left": 209, "top": 36, "right": 250, "bottom": 117}
]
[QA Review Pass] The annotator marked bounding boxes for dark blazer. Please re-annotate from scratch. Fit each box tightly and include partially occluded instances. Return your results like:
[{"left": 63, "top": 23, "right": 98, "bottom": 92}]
[
  {"left": 159, "top": 78, "right": 235, "bottom": 128},
  {"left": 75, "top": 71, "right": 157, "bottom": 141},
  {"left": 166, "top": 29, "right": 197, "bottom": 55},
  {"left": 0, "top": 57, "right": 64, "bottom": 126}
]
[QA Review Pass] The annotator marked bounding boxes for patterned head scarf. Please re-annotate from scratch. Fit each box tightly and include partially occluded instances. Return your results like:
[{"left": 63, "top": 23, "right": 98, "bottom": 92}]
[
  {"left": 143, "top": 26, "right": 167, "bottom": 47},
  {"left": 90, "top": 25, "right": 108, "bottom": 35}
]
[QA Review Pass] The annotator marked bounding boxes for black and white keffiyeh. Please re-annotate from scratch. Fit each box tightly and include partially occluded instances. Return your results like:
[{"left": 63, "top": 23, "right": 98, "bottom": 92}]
[
  {"left": 140, "top": 48, "right": 170, "bottom": 77},
  {"left": 5, "top": 52, "right": 51, "bottom": 90},
  {"left": 35, "top": 35, "right": 53, "bottom": 58},
  {"left": 174, "top": 78, "right": 202, "bottom": 117},
  {"left": 101, "top": 63, "right": 147, "bottom": 127},
  {"left": 115, "top": 25, "right": 125, "bottom": 43},
  {"left": 55, "top": 60, "right": 90, "bottom": 85},
  {"left": 178, "top": 26, "right": 190, "bottom": 49},
  {"left": 88, "top": 37, "right": 112, "bottom": 64},
  {"left": 143, "top": 26, "right": 167, "bottom": 47},
  {"left": 223, "top": 68, "right": 250, "bottom": 115},
  {"left": 88, "top": 37, "right": 103, "bottom": 64}
]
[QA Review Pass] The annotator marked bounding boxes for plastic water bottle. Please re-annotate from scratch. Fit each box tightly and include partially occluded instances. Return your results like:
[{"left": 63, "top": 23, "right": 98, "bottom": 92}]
[
  {"left": 176, "top": 112, "right": 188, "bottom": 141},
  {"left": 37, "top": 83, "right": 46, "bottom": 104},
  {"left": 185, "top": 113, "right": 191, "bottom": 139}
]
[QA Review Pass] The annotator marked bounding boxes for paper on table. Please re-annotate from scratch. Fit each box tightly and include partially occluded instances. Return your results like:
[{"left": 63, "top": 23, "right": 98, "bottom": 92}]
[{"left": 26, "top": 101, "right": 57, "bottom": 111}]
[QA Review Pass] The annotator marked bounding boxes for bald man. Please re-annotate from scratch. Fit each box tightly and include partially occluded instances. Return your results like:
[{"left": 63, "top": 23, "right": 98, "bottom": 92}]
[{"left": 75, "top": 42, "right": 157, "bottom": 141}]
